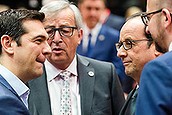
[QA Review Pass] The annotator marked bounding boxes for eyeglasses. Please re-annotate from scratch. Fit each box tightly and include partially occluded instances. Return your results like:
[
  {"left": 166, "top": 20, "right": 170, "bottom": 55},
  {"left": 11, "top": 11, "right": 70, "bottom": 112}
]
[
  {"left": 141, "top": 9, "right": 162, "bottom": 26},
  {"left": 45, "top": 26, "right": 78, "bottom": 39},
  {"left": 115, "top": 39, "right": 150, "bottom": 51}
]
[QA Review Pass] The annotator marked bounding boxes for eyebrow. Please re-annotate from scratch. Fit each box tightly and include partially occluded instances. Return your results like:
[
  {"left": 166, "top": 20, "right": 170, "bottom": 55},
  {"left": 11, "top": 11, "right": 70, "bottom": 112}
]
[
  {"left": 33, "top": 34, "right": 48, "bottom": 40},
  {"left": 45, "top": 26, "right": 55, "bottom": 29}
]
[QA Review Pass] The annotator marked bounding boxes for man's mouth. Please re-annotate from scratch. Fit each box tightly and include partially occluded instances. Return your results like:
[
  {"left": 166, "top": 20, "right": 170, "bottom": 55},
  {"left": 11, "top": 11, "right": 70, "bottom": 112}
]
[
  {"left": 123, "top": 61, "right": 131, "bottom": 66},
  {"left": 52, "top": 47, "right": 64, "bottom": 53}
]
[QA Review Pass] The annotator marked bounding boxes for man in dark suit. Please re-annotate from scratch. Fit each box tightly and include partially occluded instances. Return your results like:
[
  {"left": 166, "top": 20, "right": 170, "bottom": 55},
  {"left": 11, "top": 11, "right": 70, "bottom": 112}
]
[
  {"left": 0, "top": 9, "right": 51, "bottom": 114},
  {"left": 136, "top": 0, "right": 172, "bottom": 114},
  {"left": 28, "top": 1, "right": 125, "bottom": 115},
  {"left": 116, "top": 13, "right": 163, "bottom": 115}
]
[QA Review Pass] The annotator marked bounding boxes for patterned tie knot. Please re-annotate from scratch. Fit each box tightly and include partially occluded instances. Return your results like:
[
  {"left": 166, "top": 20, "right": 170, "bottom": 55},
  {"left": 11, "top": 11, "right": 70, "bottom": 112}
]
[{"left": 59, "top": 70, "right": 71, "bottom": 81}]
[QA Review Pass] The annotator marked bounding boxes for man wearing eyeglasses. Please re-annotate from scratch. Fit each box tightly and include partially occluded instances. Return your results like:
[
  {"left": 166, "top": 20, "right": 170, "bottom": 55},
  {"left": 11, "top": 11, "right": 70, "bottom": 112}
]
[
  {"left": 116, "top": 12, "right": 163, "bottom": 115},
  {"left": 136, "top": 0, "right": 172, "bottom": 115},
  {"left": 28, "top": 1, "right": 125, "bottom": 115}
]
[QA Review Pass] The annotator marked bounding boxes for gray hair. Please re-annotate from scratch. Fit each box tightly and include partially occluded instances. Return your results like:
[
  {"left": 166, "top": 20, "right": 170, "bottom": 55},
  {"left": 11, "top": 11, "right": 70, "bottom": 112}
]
[{"left": 40, "top": 0, "right": 83, "bottom": 29}]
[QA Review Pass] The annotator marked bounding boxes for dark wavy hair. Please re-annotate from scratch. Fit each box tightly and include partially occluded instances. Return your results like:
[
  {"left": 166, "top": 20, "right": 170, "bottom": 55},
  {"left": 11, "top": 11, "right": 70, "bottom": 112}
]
[{"left": 0, "top": 9, "right": 45, "bottom": 54}]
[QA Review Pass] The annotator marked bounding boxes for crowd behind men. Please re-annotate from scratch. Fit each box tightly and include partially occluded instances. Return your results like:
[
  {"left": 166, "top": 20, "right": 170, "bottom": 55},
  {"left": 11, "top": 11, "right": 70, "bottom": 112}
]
[
  {"left": 1, "top": 0, "right": 172, "bottom": 115},
  {"left": 0, "top": 0, "right": 145, "bottom": 95}
]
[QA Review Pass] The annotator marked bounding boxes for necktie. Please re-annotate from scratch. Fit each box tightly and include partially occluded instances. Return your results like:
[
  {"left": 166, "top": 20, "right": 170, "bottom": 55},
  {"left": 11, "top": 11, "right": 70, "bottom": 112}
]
[
  {"left": 86, "top": 33, "right": 92, "bottom": 56},
  {"left": 59, "top": 70, "right": 72, "bottom": 115}
]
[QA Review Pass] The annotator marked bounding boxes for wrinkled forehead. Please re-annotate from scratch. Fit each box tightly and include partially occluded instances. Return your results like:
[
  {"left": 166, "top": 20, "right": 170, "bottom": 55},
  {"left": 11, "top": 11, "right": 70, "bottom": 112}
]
[
  {"left": 43, "top": 8, "right": 75, "bottom": 27},
  {"left": 120, "top": 17, "right": 145, "bottom": 41}
]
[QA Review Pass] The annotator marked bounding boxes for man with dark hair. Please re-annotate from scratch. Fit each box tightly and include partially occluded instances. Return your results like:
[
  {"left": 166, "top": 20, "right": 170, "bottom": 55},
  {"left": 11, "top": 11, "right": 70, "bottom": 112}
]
[
  {"left": 0, "top": 9, "right": 51, "bottom": 114},
  {"left": 117, "top": 12, "right": 162, "bottom": 115}
]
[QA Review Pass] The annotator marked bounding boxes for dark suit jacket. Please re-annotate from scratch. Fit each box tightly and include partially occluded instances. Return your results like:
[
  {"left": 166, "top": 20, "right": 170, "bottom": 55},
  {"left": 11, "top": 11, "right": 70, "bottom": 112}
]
[
  {"left": 28, "top": 55, "right": 125, "bottom": 115},
  {"left": 136, "top": 51, "right": 172, "bottom": 115},
  {"left": 104, "top": 13, "right": 125, "bottom": 31},
  {"left": 77, "top": 25, "right": 126, "bottom": 82},
  {"left": 119, "top": 86, "right": 137, "bottom": 115},
  {"left": 0, "top": 75, "right": 30, "bottom": 115}
]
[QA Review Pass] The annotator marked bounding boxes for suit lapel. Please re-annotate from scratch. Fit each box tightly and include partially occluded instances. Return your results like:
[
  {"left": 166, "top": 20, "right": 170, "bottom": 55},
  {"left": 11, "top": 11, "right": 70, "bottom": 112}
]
[
  {"left": 0, "top": 75, "right": 29, "bottom": 114},
  {"left": 119, "top": 86, "right": 137, "bottom": 115},
  {"left": 0, "top": 75, "right": 19, "bottom": 98},
  {"left": 77, "top": 55, "right": 95, "bottom": 115},
  {"left": 28, "top": 66, "right": 52, "bottom": 115}
]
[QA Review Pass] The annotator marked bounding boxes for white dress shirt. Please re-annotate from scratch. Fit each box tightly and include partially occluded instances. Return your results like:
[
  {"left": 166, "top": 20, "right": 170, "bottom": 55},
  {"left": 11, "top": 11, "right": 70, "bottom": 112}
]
[
  {"left": 0, "top": 64, "right": 30, "bottom": 108},
  {"left": 168, "top": 42, "right": 172, "bottom": 51},
  {"left": 82, "top": 22, "right": 102, "bottom": 52},
  {"left": 45, "top": 55, "right": 81, "bottom": 115}
]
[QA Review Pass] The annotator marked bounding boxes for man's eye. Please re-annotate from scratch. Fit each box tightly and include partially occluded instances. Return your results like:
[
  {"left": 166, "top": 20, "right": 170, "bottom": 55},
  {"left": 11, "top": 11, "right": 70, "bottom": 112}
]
[
  {"left": 125, "top": 41, "right": 131, "bottom": 44},
  {"left": 118, "top": 42, "right": 122, "bottom": 47},
  {"left": 35, "top": 39, "right": 43, "bottom": 44},
  {"left": 46, "top": 29, "right": 53, "bottom": 34},
  {"left": 61, "top": 28, "right": 70, "bottom": 34},
  {"left": 124, "top": 40, "right": 132, "bottom": 46},
  {"left": 46, "top": 29, "right": 55, "bottom": 37}
]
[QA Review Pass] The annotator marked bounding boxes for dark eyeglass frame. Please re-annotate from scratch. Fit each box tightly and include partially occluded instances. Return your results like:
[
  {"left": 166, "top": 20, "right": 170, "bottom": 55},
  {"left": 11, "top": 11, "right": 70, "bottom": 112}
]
[
  {"left": 46, "top": 26, "right": 78, "bottom": 39},
  {"left": 116, "top": 39, "right": 150, "bottom": 51},
  {"left": 141, "top": 9, "right": 162, "bottom": 26}
]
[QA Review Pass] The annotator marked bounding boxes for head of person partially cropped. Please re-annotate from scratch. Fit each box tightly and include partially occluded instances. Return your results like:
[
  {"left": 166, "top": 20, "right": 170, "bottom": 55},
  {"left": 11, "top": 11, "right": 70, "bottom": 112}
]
[
  {"left": 141, "top": 0, "right": 172, "bottom": 52},
  {"left": 40, "top": 0, "right": 83, "bottom": 69},
  {"left": 117, "top": 12, "right": 163, "bottom": 83},
  {"left": 0, "top": 9, "right": 51, "bottom": 82}
]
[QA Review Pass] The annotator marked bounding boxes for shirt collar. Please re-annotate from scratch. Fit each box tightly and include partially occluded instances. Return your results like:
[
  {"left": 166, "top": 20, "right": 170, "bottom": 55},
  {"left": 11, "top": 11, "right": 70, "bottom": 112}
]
[
  {"left": 45, "top": 55, "right": 78, "bottom": 82},
  {"left": 168, "top": 42, "right": 172, "bottom": 51},
  {"left": 0, "top": 64, "right": 29, "bottom": 97},
  {"left": 83, "top": 22, "right": 102, "bottom": 36}
]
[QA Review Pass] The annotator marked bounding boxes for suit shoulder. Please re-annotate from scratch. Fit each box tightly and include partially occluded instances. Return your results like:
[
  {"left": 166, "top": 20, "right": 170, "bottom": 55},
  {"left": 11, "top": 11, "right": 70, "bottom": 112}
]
[
  {"left": 78, "top": 55, "right": 113, "bottom": 67},
  {"left": 0, "top": 82, "right": 14, "bottom": 96},
  {"left": 102, "top": 25, "right": 119, "bottom": 35},
  {"left": 147, "top": 51, "right": 172, "bottom": 66},
  {"left": 0, "top": 83, "right": 23, "bottom": 106}
]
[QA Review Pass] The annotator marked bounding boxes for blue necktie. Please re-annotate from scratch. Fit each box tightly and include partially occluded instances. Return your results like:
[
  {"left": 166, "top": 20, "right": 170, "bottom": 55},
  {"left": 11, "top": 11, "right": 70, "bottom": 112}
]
[{"left": 86, "top": 33, "right": 92, "bottom": 56}]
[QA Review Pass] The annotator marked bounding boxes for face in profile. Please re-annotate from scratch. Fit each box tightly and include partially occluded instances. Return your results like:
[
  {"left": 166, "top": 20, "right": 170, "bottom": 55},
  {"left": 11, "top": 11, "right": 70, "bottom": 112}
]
[
  {"left": 13, "top": 20, "right": 51, "bottom": 81},
  {"left": 117, "top": 17, "right": 159, "bottom": 81},
  {"left": 146, "top": 0, "right": 168, "bottom": 52}
]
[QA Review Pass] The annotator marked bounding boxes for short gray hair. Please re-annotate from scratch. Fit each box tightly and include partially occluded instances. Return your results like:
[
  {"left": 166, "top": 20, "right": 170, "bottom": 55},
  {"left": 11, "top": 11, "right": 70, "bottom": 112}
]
[{"left": 40, "top": 0, "right": 83, "bottom": 29}]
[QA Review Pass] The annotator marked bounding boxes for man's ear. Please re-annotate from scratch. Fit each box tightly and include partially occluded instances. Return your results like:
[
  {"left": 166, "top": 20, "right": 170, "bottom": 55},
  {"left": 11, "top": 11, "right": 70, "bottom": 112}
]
[
  {"left": 162, "top": 9, "right": 172, "bottom": 29},
  {"left": 1, "top": 35, "right": 14, "bottom": 54}
]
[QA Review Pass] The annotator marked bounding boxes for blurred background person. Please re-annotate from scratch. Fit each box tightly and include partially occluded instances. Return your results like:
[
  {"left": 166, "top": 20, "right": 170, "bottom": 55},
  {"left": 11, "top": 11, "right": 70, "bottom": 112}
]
[
  {"left": 77, "top": 0, "right": 128, "bottom": 92},
  {"left": 0, "top": 0, "right": 146, "bottom": 16},
  {"left": 99, "top": 6, "right": 125, "bottom": 31},
  {"left": 98, "top": 0, "right": 125, "bottom": 31}
]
